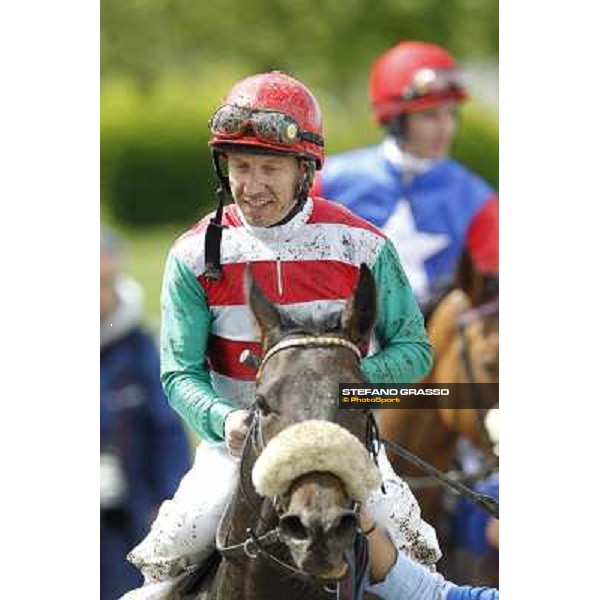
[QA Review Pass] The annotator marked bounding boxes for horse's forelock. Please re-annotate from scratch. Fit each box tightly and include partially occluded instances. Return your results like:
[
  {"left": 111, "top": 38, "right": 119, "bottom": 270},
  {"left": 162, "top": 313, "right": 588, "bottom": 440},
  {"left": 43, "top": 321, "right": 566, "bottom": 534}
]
[{"left": 279, "top": 311, "right": 342, "bottom": 337}]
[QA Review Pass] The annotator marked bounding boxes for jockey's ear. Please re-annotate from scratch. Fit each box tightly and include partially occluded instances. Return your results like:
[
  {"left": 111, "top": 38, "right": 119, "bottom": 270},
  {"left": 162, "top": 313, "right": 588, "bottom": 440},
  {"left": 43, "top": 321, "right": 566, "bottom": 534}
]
[
  {"left": 341, "top": 264, "right": 377, "bottom": 346},
  {"left": 245, "top": 265, "right": 283, "bottom": 347}
]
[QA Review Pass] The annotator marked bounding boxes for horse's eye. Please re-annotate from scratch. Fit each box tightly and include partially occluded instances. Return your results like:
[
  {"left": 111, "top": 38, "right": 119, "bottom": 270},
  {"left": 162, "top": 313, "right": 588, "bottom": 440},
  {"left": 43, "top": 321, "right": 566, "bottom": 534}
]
[{"left": 256, "top": 395, "right": 272, "bottom": 416}]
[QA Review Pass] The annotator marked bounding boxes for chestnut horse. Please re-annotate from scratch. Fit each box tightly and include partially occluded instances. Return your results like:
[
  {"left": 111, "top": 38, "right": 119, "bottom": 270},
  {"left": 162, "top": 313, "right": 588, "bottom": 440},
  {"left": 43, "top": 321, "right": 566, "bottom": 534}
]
[{"left": 377, "top": 252, "right": 498, "bottom": 582}]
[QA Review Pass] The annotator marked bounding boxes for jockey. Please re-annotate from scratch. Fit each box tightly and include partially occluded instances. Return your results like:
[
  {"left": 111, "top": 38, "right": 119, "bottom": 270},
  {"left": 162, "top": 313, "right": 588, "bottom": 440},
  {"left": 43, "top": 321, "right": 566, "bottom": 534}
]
[
  {"left": 312, "top": 41, "right": 499, "bottom": 312},
  {"left": 124, "top": 71, "right": 439, "bottom": 596}
]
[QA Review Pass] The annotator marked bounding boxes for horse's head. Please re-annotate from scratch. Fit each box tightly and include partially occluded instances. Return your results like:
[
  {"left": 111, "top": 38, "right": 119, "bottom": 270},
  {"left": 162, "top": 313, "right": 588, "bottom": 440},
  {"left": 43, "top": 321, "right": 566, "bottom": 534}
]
[
  {"left": 245, "top": 264, "right": 379, "bottom": 580},
  {"left": 453, "top": 251, "right": 499, "bottom": 384},
  {"left": 427, "top": 288, "right": 499, "bottom": 448}
]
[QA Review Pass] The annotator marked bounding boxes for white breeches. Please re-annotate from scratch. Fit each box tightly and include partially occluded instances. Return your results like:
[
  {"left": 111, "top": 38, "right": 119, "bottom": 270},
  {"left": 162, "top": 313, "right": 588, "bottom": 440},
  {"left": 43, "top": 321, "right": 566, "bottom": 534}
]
[
  {"left": 126, "top": 441, "right": 440, "bottom": 585},
  {"left": 127, "top": 442, "right": 239, "bottom": 583}
]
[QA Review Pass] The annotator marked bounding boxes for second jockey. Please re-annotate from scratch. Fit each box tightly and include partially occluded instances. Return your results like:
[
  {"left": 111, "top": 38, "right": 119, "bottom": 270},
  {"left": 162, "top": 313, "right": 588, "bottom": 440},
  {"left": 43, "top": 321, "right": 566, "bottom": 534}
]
[{"left": 313, "top": 41, "right": 499, "bottom": 311}]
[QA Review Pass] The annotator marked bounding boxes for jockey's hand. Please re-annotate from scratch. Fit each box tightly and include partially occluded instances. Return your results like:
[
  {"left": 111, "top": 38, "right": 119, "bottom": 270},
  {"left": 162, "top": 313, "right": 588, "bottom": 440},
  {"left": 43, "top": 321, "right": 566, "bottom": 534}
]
[{"left": 224, "top": 409, "right": 252, "bottom": 457}]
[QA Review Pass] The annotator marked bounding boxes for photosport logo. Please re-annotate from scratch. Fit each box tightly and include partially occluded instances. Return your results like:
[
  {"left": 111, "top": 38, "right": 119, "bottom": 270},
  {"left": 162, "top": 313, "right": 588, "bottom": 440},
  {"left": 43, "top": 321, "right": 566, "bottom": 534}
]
[{"left": 338, "top": 384, "right": 498, "bottom": 409}]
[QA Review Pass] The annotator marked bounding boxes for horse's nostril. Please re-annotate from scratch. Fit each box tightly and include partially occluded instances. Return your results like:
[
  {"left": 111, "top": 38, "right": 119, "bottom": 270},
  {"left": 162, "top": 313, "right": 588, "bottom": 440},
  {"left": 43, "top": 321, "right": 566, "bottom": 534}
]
[
  {"left": 331, "top": 513, "right": 358, "bottom": 541},
  {"left": 279, "top": 514, "right": 309, "bottom": 540}
]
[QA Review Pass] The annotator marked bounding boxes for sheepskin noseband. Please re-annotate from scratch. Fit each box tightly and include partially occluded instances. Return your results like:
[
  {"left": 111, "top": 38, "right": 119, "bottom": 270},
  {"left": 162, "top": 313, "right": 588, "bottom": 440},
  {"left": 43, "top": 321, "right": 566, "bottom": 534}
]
[{"left": 252, "top": 420, "right": 381, "bottom": 502}]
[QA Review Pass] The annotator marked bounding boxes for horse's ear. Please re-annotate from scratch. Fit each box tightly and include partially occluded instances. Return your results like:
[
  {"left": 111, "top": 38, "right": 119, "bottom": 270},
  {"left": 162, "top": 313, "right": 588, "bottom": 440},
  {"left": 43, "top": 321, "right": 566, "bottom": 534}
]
[
  {"left": 245, "top": 266, "right": 283, "bottom": 346},
  {"left": 341, "top": 264, "right": 377, "bottom": 346}
]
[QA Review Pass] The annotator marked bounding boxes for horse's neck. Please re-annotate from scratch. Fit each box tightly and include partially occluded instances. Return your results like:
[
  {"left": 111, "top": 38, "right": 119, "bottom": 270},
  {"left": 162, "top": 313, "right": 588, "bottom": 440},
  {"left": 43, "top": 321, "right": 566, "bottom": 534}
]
[
  {"left": 214, "top": 471, "right": 274, "bottom": 598},
  {"left": 427, "top": 290, "right": 470, "bottom": 363},
  {"left": 227, "top": 459, "right": 276, "bottom": 540}
]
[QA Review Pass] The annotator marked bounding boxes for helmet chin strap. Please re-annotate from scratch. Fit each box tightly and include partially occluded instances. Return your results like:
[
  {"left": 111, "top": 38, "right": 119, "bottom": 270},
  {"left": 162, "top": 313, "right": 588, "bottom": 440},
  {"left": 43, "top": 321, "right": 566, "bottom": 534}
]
[
  {"left": 298, "top": 158, "right": 316, "bottom": 201},
  {"left": 203, "top": 150, "right": 231, "bottom": 281},
  {"left": 386, "top": 115, "right": 407, "bottom": 141}
]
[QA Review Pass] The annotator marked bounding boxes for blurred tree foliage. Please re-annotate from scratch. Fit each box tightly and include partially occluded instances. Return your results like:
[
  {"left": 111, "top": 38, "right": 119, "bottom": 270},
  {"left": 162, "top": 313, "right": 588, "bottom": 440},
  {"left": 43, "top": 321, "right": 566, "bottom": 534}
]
[
  {"left": 101, "top": 0, "right": 498, "bottom": 90},
  {"left": 101, "top": 1, "right": 498, "bottom": 226},
  {"left": 101, "top": 75, "right": 498, "bottom": 226}
]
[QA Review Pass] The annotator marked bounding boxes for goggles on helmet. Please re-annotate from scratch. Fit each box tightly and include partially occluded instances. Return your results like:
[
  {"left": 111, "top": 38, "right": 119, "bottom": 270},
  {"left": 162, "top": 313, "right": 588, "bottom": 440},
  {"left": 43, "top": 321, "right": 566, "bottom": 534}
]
[
  {"left": 403, "top": 68, "right": 466, "bottom": 101},
  {"left": 210, "top": 105, "right": 324, "bottom": 148}
]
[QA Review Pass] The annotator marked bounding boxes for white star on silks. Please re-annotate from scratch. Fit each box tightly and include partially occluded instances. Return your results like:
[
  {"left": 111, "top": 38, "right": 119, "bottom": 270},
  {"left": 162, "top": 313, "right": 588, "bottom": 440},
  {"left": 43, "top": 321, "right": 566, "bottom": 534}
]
[{"left": 382, "top": 200, "right": 450, "bottom": 302}]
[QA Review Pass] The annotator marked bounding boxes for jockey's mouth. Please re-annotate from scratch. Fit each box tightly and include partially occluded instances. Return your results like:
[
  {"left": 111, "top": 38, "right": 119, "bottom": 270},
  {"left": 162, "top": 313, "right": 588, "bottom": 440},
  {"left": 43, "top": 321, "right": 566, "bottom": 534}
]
[{"left": 242, "top": 195, "right": 272, "bottom": 207}]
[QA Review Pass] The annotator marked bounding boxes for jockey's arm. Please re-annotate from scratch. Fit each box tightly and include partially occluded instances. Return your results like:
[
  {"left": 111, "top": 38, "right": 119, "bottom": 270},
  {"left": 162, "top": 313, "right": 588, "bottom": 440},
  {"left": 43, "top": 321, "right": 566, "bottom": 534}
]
[
  {"left": 160, "top": 250, "right": 237, "bottom": 442},
  {"left": 361, "top": 239, "right": 433, "bottom": 383}
]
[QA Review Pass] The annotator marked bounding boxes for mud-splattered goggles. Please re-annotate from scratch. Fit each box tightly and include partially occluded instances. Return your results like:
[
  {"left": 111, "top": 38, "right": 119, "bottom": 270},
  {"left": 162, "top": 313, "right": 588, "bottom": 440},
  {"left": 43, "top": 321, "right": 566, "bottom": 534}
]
[
  {"left": 403, "top": 68, "right": 466, "bottom": 100},
  {"left": 210, "top": 105, "right": 324, "bottom": 147}
]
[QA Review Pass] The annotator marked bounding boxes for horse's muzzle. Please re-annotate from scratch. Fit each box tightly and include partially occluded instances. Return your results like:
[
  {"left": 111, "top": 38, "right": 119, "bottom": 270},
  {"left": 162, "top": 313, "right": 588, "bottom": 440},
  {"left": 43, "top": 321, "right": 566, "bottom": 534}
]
[{"left": 278, "top": 509, "right": 358, "bottom": 578}]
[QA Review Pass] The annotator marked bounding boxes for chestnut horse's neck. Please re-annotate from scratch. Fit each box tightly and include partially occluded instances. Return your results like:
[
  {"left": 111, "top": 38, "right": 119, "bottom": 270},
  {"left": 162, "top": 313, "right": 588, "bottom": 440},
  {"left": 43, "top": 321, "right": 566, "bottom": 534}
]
[{"left": 378, "top": 286, "right": 497, "bottom": 521}]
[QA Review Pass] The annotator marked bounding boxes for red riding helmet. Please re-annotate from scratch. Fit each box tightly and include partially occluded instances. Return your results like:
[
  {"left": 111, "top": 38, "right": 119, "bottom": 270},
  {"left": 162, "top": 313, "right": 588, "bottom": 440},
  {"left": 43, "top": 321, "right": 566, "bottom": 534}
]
[
  {"left": 369, "top": 41, "right": 468, "bottom": 125},
  {"left": 209, "top": 71, "right": 325, "bottom": 169}
]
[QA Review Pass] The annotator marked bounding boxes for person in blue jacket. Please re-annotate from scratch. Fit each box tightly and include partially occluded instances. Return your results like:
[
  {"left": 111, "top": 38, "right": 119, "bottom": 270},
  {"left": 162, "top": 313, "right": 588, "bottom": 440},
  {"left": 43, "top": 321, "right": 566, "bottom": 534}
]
[
  {"left": 100, "top": 228, "right": 191, "bottom": 600},
  {"left": 313, "top": 41, "right": 499, "bottom": 313},
  {"left": 362, "top": 508, "right": 499, "bottom": 599}
]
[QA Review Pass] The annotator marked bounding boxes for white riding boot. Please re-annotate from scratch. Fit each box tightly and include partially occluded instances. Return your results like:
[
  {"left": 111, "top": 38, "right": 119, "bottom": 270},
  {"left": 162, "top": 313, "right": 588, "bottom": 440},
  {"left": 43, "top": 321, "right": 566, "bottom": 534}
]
[{"left": 121, "top": 442, "right": 239, "bottom": 598}]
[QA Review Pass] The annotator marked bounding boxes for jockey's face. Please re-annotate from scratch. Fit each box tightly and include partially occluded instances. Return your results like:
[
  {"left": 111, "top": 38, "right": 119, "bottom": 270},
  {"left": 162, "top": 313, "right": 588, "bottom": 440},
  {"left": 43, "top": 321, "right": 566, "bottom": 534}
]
[
  {"left": 100, "top": 250, "right": 117, "bottom": 321},
  {"left": 403, "top": 101, "right": 459, "bottom": 159},
  {"left": 228, "top": 153, "right": 304, "bottom": 227}
]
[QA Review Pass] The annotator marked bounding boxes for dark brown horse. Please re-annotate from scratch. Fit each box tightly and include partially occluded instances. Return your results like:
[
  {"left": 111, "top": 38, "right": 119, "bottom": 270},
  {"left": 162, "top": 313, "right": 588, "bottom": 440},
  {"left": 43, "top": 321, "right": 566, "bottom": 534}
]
[
  {"left": 377, "top": 252, "right": 498, "bottom": 583},
  {"left": 174, "top": 265, "right": 381, "bottom": 599}
]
